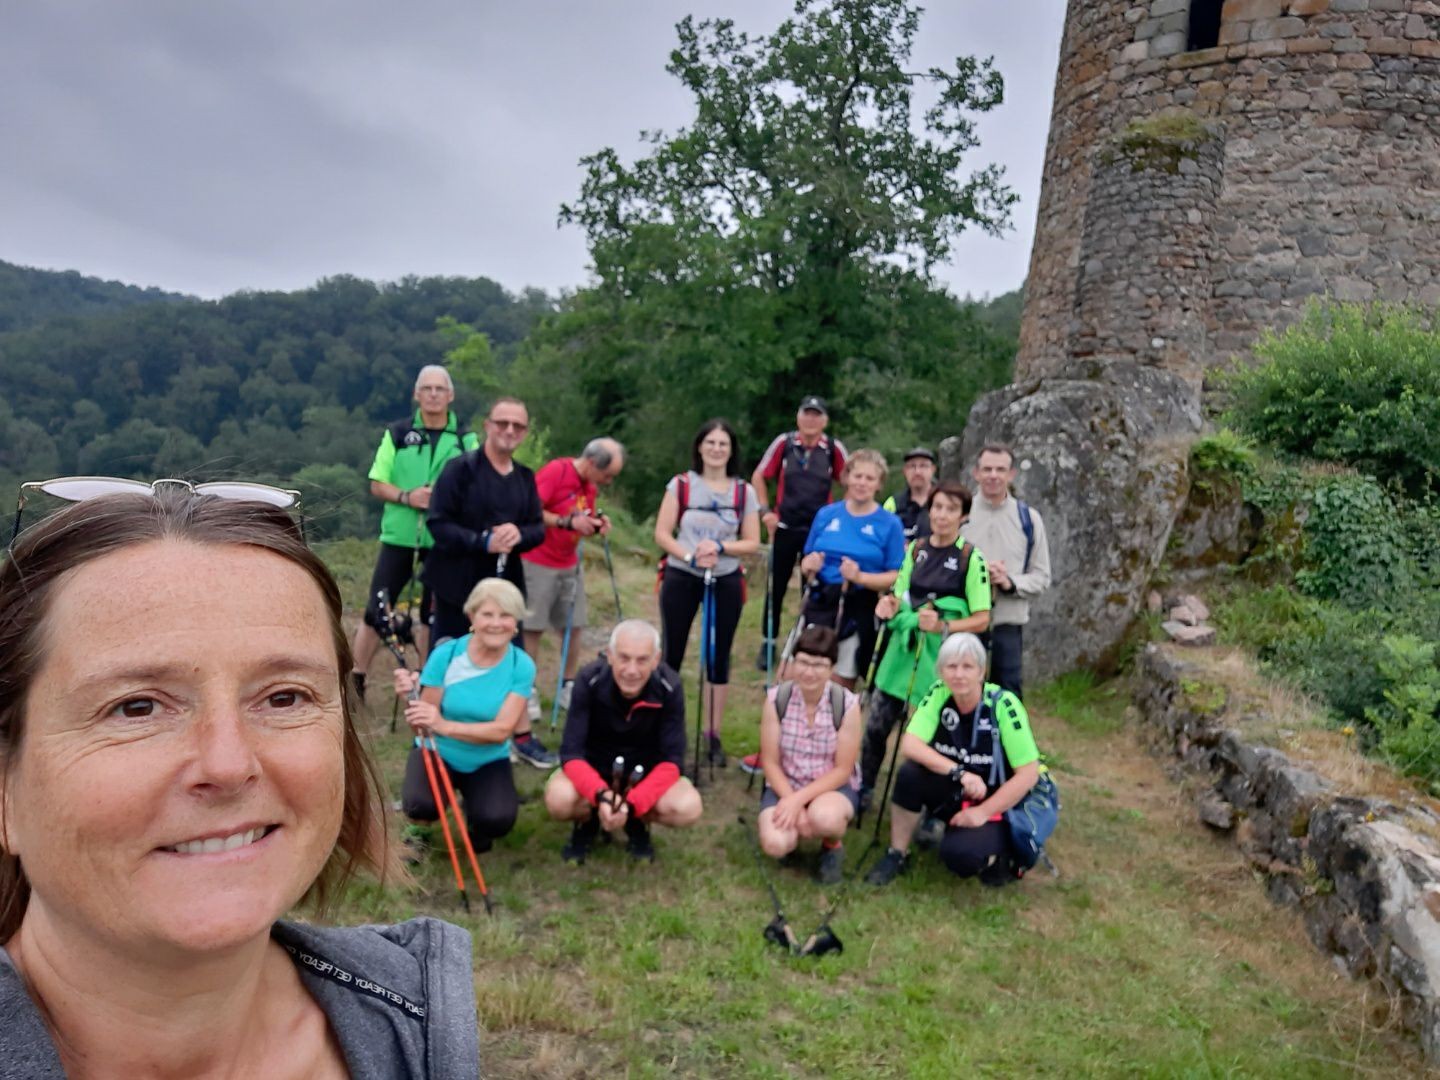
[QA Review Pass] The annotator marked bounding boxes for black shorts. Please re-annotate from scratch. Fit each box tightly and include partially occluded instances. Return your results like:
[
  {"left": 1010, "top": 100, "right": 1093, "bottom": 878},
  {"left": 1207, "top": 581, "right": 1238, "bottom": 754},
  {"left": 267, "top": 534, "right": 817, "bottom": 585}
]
[{"left": 364, "top": 543, "right": 429, "bottom": 628}]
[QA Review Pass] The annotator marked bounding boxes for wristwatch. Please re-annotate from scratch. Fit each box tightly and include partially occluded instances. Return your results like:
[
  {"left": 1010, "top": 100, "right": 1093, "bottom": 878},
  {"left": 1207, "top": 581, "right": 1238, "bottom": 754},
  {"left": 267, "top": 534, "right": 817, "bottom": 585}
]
[{"left": 947, "top": 765, "right": 964, "bottom": 784}]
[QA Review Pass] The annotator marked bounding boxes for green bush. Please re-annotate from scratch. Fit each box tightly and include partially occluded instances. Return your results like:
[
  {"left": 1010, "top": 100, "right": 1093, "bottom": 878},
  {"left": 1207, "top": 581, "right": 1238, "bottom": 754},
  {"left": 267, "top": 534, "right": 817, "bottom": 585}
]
[
  {"left": 1365, "top": 635, "right": 1440, "bottom": 791},
  {"left": 1224, "top": 302, "right": 1440, "bottom": 498},
  {"left": 1189, "top": 429, "right": 1254, "bottom": 481},
  {"left": 1296, "top": 473, "right": 1412, "bottom": 605}
]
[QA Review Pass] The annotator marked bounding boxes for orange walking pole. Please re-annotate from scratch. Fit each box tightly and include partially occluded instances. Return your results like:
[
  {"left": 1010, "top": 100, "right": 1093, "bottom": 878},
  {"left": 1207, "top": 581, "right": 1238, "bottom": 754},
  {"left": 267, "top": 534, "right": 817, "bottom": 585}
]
[
  {"left": 426, "top": 733, "right": 493, "bottom": 915},
  {"left": 418, "top": 739, "right": 471, "bottom": 913}
]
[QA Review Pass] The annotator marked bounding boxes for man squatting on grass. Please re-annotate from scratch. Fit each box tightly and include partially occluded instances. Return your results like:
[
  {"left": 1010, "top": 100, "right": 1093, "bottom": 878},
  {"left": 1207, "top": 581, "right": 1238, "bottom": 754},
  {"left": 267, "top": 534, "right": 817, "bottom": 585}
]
[
  {"left": 424, "top": 396, "right": 557, "bottom": 767},
  {"left": 351, "top": 364, "right": 478, "bottom": 698},
  {"left": 544, "top": 620, "right": 703, "bottom": 863},
  {"left": 961, "top": 443, "right": 1053, "bottom": 700},
  {"left": 521, "top": 437, "right": 625, "bottom": 720}
]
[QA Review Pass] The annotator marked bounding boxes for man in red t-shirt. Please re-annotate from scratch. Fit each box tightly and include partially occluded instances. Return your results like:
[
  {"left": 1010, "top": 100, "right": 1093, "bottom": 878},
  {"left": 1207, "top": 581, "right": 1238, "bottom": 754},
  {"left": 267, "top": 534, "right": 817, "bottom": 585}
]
[{"left": 521, "top": 438, "right": 626, "bottom": 716}]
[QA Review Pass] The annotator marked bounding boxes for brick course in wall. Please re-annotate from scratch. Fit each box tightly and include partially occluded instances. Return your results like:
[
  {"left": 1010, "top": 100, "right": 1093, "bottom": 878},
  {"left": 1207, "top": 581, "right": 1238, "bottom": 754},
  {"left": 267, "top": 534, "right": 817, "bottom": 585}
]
[{"left": 1018, "top": 0, "right": 1440, "bottom": 387}]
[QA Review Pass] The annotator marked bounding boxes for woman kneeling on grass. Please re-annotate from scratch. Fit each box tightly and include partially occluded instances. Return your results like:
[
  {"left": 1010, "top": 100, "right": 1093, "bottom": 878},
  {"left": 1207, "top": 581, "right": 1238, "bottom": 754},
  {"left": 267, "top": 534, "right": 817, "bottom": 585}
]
[
  {"left": 758, "top": 627, "right": 864, "bottom": 885},
  {"left": 395, "top": 576, "right": 534, "bottom": 861},
  {"left": 866, "top": 632, "right": 1038, "bottom": 888},
  {"left": 0, "top": 483, "right": 476, "bottom": 1078}
]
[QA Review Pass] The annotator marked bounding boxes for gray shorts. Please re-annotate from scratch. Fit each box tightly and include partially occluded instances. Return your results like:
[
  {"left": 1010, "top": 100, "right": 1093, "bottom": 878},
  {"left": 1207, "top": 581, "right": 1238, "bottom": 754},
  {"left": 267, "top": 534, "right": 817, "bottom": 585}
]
[
  {"left": 522, "top": 560, "right": 587, "bottom": 633},
  {"left": 759, "top": 784, "right": 861, "bottom": 815}
]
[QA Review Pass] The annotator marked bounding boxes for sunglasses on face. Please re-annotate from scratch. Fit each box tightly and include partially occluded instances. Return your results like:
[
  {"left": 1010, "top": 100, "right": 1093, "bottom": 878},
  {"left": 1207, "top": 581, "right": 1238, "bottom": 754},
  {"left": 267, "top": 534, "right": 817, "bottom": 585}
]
[
  {"left": 487, "top": 419, "right": 529, "bottom": 432},
  {"left": 10, "top": 476, "right": 304, "bottom": 546}
]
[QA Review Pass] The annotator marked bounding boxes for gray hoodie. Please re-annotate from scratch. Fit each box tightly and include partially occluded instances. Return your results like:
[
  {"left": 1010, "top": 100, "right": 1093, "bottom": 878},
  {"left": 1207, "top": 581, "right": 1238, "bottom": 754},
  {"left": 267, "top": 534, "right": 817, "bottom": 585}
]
[{"left": 0, "top": 917, "right": 478, "bottom": 1079}]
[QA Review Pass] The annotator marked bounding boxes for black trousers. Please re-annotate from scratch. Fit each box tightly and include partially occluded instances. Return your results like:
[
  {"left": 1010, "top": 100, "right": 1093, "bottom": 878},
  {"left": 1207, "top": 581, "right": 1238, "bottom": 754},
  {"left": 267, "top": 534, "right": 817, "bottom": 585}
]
[
  {"left": 660, "top": 565, "right": 743, "bottom": 684},
  {"left": 763, "top": 523, "right": 809, "bottom": 643},
  {"left": 401, "top": 750, "right": 518, "bottom": 853},
  {"left": 891, "top": 760, "right": 1015, "bottom": 882},
  {"left": 986, "top": 624, "right": 1024, "bottom": 700},
  {"left": 430, "top": 598, "right": 470, "bottom": 645},
  {"left": 860, "top": 690, "right": 906, "bottom": 792}
]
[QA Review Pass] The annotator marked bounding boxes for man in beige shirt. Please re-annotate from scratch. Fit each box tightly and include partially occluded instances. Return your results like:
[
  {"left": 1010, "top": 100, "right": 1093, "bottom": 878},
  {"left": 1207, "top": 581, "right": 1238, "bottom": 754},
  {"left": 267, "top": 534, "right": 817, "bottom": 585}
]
[{"left": 959, "top": 443, "right": 1052, "bottom": 698}]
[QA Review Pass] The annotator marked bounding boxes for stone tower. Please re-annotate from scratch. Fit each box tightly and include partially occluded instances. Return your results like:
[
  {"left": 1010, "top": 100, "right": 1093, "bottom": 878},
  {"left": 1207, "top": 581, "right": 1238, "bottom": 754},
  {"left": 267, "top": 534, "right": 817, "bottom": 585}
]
[{"left": 1019, "top": 0, "right": 1440, "bottom": 388}]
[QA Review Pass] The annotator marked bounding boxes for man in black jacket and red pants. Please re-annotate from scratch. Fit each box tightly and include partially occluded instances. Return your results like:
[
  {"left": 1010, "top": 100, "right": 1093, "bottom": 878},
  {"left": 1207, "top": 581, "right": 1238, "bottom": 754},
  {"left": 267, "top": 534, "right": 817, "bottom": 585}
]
[
  {"left": 425, "top": 395, "right": 556, "bottom": 766},
  {"left": 543, "top": 619, "right": 704, "bottom": 862}
]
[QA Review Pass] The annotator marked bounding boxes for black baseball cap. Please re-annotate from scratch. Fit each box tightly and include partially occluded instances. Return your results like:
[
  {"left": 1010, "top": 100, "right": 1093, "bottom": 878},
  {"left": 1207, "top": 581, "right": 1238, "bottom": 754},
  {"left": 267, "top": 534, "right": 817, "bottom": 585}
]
[
  {"left": 798, "top": 396, "right": 828, "bottom": 415},
  {"left": 903, "top": 447, "right": 936, "bottom": 463}
]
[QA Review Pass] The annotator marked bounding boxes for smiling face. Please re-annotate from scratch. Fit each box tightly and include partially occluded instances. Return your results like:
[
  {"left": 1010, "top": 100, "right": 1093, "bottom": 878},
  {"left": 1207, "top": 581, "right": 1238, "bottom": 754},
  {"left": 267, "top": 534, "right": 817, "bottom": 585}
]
[
  {"left": 484, "top": 401, "right": 530, "bottom": 456},
  {"left": 468, "top": 599, "right": 519, "bottom": 652},
  {"left": 1, "top": 540, "right": 345, "bottom": 960},
  {"left": 844, "top": 461, "right": 883, "bottom": 506},
  {"left": 973, "top": 449, "right": 1015, "bottom": 504},
  {"left": 902, "top": 456, "right": 935, "bottom": 494},
  {"left": 607, "top": 627, "right": 661, "bottom": 699},
  {"left": 796, "top": 407, "right": 827, "bottom": 441},
  {"left": 926, "top": 491, "right": 965, "bottom": 540},
  {"left": 938, "top": 653, "right": 985, "bottom": 710},
  {"left": 698, "top": 427, "right": 732, "bottom": 473}
]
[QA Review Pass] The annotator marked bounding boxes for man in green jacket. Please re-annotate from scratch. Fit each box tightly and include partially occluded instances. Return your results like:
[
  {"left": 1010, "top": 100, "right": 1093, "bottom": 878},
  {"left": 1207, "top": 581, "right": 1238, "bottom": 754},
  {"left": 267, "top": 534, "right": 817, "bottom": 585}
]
[{"left": 350, "top": 365, "right": 479, "bottom": 698}]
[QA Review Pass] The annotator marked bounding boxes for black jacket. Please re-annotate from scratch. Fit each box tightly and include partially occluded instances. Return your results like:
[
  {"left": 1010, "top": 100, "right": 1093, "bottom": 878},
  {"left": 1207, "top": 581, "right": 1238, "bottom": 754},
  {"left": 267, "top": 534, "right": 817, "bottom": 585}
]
[{"left": 423, "top": 447, "right": 544, "bottom": 604}]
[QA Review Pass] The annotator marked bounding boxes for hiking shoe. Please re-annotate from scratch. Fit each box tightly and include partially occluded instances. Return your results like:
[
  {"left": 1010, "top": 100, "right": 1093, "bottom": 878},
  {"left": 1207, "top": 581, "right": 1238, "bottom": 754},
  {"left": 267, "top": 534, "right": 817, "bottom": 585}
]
[
  {"left": 526, "top": 693, "right": 542, "bottom": 722},
  {"left": 739, "top": 752, "right": 763, "bottom": 776},
  {"left": 558, "top": 680, "right": 573, "bottom": 711},
  {"left": 624, "top": 816, "right": 655, "bottom": 862},
  {"left": 400, "top": 825, "right": 429, "bottom": 866},
  {"left": 561, "top": 816, "right": 600, "bottom": 865},
  {"left": 817, "top": 845, "right": 845, "bottom": 886},
  {"left": 350, "top": 671, "right": 367, "bottom": 701},
  {"left": 755, "top": 641, "right": 776, "bottom": 672},
  {"left": 707, "top": 734, "right": 727, "bottom": 769},
  {"left": 865, "top": 847, "right": 909, "bottom": 887},
  {"left": 512, "top": 733, "right": 558, "bottom": 769}
]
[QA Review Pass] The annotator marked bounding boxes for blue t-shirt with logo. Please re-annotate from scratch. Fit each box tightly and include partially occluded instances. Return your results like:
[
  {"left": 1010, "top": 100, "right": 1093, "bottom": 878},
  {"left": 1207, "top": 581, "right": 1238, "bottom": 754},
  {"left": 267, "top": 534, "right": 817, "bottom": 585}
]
[
  {"left": 418, "top": 637, "right": 535, "bottom": 772},
  {"left": 803, "top": 502, "right": 906, "bottom": 585}
]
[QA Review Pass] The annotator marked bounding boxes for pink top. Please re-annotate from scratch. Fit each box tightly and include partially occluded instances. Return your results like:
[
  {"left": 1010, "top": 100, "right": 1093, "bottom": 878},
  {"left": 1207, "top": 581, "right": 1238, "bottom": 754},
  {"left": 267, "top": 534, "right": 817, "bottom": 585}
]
[{"left": 767, "top": 682, "right": 861, "bottom": 793}]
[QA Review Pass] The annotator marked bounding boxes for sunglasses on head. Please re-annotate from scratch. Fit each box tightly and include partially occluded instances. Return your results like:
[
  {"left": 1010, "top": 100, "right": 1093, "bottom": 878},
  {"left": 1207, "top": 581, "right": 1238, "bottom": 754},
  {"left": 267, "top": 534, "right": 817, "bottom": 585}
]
[{"left": 10, "top": 476, "right": 304, "bottom": 546}]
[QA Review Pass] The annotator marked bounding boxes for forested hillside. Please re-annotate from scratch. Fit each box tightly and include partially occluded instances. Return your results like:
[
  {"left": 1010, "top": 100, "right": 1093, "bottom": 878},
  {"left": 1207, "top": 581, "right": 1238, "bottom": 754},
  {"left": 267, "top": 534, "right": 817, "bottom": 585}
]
[
  {"left": 0, "top": 267, "right": 554, "bottom": 537},
  {"left": 0, "top": 259, "right": 191, "bottom": 332}
]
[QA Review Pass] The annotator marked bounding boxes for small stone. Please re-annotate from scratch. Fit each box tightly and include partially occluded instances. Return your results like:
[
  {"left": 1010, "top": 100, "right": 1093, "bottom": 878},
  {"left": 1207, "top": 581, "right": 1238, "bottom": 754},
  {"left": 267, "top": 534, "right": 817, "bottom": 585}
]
[
  {"left": 1424, "top": 889, "right": 1440, "bottom": 922},
  {"left": 1179, "top": 594, "right": 1211, "bottom": 621},
  {"left": 1162, "top": 621, "right": 1217, "bottom": 646},
  {"left": 1199, "top": 794, "right": 1237, "bottom": 830},
  {"left": 1147, "top": 590, "right": 1164, "bottom": 613},
  {"left": 1170, "top": 604, "right": 1201, "bottom": 626}
]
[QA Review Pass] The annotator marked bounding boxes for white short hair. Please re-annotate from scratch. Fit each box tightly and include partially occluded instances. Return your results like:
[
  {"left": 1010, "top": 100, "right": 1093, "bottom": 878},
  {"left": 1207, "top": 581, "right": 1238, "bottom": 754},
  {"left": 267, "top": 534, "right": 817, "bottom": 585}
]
[
  {"left": 414, "top": 364, "right": 454, "bottom": 392},
  {"left": 608, "top": 619, "right": 661, "bottom": 655},
  {"left": 936, "top": 632, "right": 987, "bottom": 671}
]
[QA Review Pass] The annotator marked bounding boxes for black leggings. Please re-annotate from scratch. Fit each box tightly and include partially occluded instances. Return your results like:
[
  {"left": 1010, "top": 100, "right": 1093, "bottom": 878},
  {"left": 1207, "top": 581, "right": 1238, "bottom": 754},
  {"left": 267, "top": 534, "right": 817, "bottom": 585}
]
[
  {"left": 660, "top": 565, "right": 743, "bottom": 684},
  {"left": 891, "top": 760, "right": 1016, "bottom": 882},
  {"left": 860, "top": 690, "right": 906, "bottom": 791},
  {"left": 763, "top": 523, "right": 809, "bottom": 643},
  {"left": 401, "top": 750, "right": 518, "bottom": 853}
]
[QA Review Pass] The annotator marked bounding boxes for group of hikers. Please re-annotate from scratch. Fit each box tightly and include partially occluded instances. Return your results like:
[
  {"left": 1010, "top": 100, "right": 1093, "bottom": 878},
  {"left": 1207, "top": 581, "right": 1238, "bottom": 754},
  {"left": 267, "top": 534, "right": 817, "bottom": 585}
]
[{"left": 356, "top": 364, "right": 1055, "bottom": 888}]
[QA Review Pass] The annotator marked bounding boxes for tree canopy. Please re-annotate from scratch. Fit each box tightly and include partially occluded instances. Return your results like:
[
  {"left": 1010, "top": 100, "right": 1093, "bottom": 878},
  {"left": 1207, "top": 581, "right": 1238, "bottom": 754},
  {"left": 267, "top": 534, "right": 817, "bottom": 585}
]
[{"left": 515, "top": 0, "right": 1018, "bottom": 503}]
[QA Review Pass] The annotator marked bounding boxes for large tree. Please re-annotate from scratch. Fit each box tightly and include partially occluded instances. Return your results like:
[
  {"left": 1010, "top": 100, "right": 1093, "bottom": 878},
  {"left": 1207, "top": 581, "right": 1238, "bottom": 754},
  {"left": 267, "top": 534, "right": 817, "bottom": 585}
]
[{"left": 518, "top": 0, "right": 1017, "bottom": 501}]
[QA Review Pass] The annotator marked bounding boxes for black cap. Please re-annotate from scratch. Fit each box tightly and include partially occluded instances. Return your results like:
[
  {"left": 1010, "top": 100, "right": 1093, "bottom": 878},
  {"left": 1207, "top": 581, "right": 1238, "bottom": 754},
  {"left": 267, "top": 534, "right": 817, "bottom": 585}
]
[
  {"left": 798, "top": 395, "right": 828, "bottom": 415},
  {"left": 903, "top": 447, "right": 936, "bottom": 464}
]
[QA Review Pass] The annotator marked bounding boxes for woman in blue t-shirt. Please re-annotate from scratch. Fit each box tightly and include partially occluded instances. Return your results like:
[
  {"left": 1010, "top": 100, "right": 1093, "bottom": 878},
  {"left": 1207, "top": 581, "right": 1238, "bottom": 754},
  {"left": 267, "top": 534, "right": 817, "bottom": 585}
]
[
  {"left": 797, "top": 448, "right": 905, "bottom": 689},
  {"left": 395, "top": 577, "right": 536, "bottom": 858}
]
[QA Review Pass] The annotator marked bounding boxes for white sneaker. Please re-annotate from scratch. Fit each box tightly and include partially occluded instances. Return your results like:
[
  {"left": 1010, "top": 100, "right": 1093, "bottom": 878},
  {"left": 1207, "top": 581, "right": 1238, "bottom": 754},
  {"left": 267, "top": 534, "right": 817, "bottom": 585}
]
[
  {"left": 527, "top": 693, "right": 542, "bottom": 722},
  {"left": 558, "top": 680, "right": 573, "bottom": 711}
]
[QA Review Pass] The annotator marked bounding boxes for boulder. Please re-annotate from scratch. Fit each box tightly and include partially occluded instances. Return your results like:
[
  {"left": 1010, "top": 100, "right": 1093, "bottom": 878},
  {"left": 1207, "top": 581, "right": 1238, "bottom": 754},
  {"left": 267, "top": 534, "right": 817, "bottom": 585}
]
[
  {"left": 1169, "top": 604, "right": 1201, "bottom": 626},
  {"left": 1162, "top": 620, "right": 1216, "bottom": 646},
  {"left": 941, "top": 360, "right": 1201, "bottom": 682},
  {"left": 1180, "top": 594, "right": 1212, "bottom": 622}
]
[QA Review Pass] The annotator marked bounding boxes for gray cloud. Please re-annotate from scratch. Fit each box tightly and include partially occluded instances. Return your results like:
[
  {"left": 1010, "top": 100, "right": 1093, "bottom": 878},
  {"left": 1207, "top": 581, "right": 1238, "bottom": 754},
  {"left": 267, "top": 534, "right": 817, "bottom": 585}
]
[{"left": 0, "top": 1, "right": 1065, "bottom": 301}]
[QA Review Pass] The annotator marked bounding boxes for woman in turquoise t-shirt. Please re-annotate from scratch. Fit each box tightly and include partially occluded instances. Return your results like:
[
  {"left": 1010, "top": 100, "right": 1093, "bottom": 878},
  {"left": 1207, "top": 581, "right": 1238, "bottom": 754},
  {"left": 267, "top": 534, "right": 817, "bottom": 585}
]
[{"left": 396, "top": 577, "right": 535, "bottom": 857}]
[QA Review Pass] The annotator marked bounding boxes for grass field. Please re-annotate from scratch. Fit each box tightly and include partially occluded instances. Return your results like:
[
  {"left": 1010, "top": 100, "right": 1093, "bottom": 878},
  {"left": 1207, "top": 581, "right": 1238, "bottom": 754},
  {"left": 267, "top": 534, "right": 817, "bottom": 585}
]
[{"left": 319, "top": 537, "right": 1427, "bottom": 1078}]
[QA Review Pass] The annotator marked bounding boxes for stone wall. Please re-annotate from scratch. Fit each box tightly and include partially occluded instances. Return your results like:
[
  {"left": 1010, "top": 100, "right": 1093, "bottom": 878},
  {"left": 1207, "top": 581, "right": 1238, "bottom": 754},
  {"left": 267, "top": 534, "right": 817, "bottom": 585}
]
[
  {"left": 1135, "top": 643, "right": 1440, "bottom": 1061},
  {"left": 1018, "top": 0, "right": 1440, "bottom": 386}
]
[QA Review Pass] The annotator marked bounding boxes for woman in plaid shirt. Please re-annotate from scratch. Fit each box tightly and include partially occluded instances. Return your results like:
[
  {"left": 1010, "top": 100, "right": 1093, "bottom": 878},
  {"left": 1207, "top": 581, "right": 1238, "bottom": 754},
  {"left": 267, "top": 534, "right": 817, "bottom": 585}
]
[{"left": 756, "top": 626, "right": 863, "bottom": 885}]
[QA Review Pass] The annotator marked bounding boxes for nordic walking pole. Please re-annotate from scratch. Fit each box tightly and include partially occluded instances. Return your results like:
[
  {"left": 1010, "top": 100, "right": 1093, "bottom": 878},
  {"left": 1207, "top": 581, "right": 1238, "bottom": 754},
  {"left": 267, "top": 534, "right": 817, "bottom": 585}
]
[
  {"left": 761, "top": 543, "right": 775, "bottom": 691},
  {"left": 600, "top": 524, "right": 624, "bottom": 619},
  {"left": 704, "top": 571, "right": 718, "bottom": 784},
  {"left": 871, "top": 627, "right": 929, "bottom": 847},
  {"left": 694, "top": 568, "right": 713, "bottom": 785},
  {"left": 550, "top": 542, "right": 582, "bottom": 731},
  {"left": 417, "top": 740, "right": 471, "bottom": 913},
  {"left": 426, "top": 732, "right": 494, "bottom": 915}
]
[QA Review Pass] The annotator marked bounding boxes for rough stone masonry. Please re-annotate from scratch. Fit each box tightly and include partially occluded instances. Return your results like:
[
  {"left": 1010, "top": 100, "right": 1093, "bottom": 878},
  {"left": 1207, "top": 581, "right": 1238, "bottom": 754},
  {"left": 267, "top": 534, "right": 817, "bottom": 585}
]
[{"left": 945, "top": 0, "right": 1440, "bottom": 682}]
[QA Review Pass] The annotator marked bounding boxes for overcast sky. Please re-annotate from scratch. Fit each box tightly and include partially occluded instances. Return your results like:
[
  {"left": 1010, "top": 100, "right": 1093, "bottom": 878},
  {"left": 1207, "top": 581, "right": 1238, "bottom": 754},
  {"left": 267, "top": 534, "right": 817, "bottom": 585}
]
[{"left": 0, "top": 1, "right": 1066, "bottom": 302}]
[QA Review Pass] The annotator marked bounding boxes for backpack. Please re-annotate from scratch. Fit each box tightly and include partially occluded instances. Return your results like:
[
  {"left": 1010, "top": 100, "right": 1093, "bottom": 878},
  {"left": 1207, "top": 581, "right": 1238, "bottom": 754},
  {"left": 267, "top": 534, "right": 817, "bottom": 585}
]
[
  {"left": 981, "top": 686, "right": 1060, "bottom": 872},
  {"left": 902, "top": 537, "right": 974, "bottom": 613},
  {"left": 772, "top": 680, "right": 848, "bottom": 731},
  {"left": 782, "top": 432, "right": 844, "bottom": 481},
  {"left": 655, "top": 474, "right": 750, "bottom": 597},
  {"left": 1017, "top": 500, "right": 1035, "bottom": 574}
]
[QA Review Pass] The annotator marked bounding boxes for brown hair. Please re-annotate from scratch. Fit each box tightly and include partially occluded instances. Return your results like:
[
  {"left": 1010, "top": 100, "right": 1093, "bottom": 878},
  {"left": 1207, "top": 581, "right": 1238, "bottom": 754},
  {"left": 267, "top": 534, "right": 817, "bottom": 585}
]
[
  {"left": 0, "top": 489, "right": 394, "bottom": 940},
  {"left": 793, "top": 626, "right": 840, "bottom": 664},
  {"left": 926, "top": 480, "right": 974, "bottom": 516},
  {"left": 977, "top": 443, "right": 1015, "bottom": 467}
]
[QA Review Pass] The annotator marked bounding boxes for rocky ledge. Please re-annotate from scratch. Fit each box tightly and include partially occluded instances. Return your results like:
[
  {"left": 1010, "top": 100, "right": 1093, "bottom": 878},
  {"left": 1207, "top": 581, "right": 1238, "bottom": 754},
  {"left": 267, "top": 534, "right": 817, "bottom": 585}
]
[{"left": 1135, "top": 643, "right": 1440, "bottom": 1061}]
